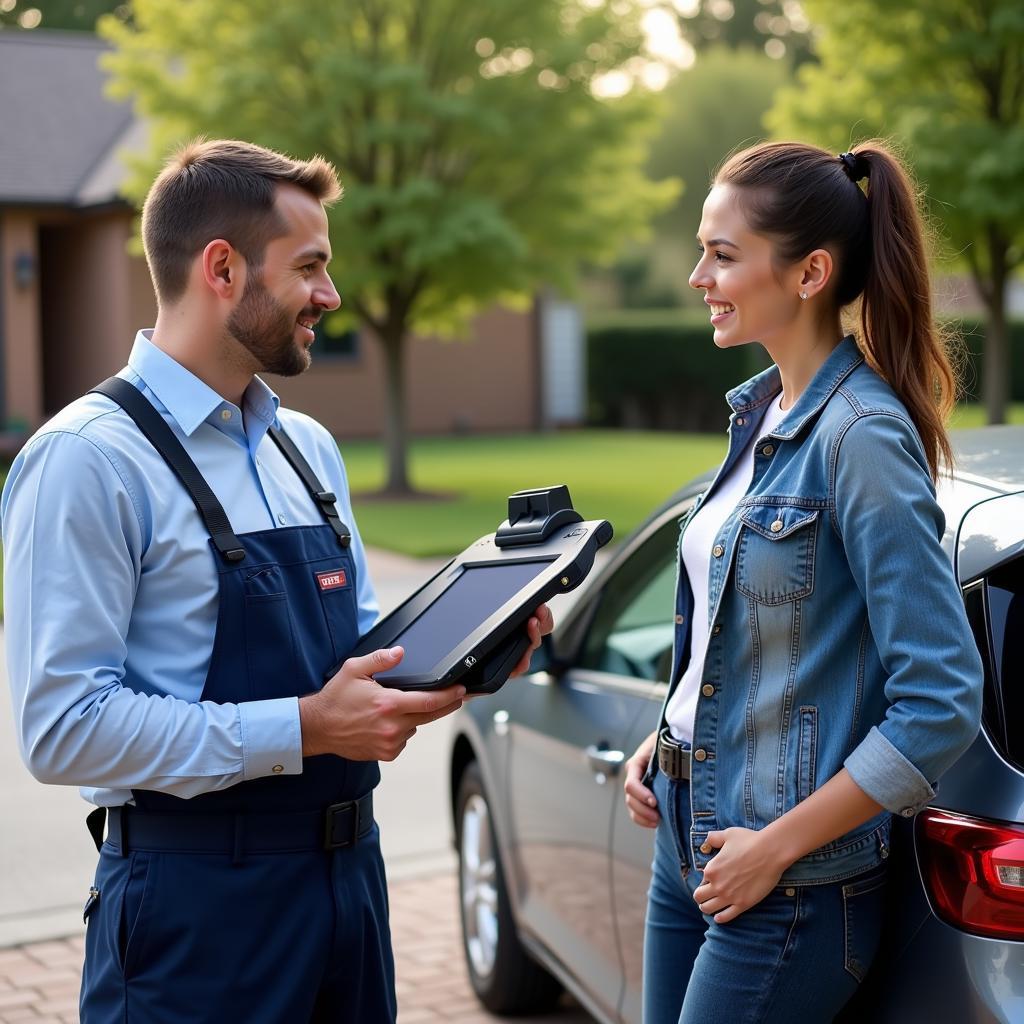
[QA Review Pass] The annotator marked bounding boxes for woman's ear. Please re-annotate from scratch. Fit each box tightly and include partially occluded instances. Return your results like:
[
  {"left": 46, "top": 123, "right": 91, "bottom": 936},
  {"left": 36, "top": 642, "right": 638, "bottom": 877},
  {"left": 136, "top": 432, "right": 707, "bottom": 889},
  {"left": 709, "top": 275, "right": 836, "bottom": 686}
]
[{"left": 798, "top": 248, "right": 834, "bottom": 300}]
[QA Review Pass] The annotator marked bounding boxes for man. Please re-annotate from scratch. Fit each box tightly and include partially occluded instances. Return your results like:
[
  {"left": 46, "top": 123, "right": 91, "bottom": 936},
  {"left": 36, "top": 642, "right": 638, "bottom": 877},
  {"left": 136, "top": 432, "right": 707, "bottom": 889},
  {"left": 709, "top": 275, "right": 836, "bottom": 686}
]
[{"left": 1, "top": 139, "right": 550, "bottom": 1022}]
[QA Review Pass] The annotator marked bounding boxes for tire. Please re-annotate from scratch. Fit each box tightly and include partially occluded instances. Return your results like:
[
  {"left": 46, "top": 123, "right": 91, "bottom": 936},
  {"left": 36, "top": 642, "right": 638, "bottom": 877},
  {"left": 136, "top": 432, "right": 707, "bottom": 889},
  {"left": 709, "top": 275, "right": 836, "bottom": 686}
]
[{"left": 455, "top": 761, "right": 563, "bottom": 1015}]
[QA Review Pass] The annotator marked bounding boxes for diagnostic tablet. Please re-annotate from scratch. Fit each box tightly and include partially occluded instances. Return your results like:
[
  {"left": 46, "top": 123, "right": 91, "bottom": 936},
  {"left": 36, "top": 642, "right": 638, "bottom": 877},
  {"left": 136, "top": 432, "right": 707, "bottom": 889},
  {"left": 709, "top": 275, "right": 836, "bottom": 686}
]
[{"left": 345, "top": 486, "right": 613, "bottom": 694}]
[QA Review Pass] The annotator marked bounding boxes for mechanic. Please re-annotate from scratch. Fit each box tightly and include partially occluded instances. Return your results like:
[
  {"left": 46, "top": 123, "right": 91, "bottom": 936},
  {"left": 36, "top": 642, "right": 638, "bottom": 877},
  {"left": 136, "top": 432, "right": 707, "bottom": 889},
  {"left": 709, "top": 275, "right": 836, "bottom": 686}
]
[{"left": 1, "top": 138, "right": 550, "bottom": 1022}]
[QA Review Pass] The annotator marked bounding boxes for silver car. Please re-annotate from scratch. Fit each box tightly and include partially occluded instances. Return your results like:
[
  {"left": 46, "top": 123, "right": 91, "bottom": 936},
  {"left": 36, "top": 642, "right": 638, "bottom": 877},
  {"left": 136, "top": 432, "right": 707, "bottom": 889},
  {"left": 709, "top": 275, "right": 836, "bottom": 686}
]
[{"left": 448, "top": 426, "right": 1024, "bottom": 1024}]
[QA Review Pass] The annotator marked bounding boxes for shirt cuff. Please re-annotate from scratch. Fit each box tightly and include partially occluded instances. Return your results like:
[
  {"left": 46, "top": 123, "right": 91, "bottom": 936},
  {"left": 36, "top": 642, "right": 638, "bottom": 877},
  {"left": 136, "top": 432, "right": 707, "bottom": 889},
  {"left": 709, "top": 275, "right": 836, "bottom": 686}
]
[
  {"left": 844, "top": 725, "right": 936, "bottom": 818},
  {"left": 239, "top": 697, "right": 303, "bottom": 781}
]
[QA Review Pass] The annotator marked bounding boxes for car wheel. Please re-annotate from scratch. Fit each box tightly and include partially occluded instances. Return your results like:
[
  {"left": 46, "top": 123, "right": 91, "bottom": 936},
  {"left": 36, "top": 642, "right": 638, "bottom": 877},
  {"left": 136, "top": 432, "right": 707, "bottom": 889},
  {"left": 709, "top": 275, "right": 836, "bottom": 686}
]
[{"left": 456, "top": 760, "right": 562, "bottom": 1014}]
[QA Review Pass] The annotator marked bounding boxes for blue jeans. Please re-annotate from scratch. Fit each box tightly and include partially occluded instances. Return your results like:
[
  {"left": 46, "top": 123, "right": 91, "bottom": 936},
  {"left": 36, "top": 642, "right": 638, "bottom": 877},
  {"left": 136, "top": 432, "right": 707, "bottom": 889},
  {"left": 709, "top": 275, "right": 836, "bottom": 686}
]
[{"left": 642, "top": 771, "right": 887, "bottom": 1024}]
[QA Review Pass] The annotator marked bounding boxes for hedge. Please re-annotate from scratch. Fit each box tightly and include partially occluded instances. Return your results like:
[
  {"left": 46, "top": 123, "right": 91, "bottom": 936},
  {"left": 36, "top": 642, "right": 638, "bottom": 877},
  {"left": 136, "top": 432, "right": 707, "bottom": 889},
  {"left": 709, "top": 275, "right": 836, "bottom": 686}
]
[{"left": 587, "top": 312, "right": 1024, "bottom": 433}]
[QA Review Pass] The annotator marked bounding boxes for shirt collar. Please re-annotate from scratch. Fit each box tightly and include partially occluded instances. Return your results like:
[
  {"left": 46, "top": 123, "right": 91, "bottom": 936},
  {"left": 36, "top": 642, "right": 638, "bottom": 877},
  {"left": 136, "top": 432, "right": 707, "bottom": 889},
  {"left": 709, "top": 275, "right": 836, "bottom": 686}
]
[
  {"left": 725, "top": 335, "right": 864, "bottom": 438},
  {"left": 127, "top": 331, "right": 280, "bottom": 437}
]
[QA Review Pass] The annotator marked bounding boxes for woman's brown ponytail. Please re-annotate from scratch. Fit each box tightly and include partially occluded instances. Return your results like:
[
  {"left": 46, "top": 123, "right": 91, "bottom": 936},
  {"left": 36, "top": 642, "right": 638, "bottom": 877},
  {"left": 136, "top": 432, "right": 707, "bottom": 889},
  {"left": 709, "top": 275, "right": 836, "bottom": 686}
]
[{"left": 716, "top": 140, "right": 958, "bottom": 479}]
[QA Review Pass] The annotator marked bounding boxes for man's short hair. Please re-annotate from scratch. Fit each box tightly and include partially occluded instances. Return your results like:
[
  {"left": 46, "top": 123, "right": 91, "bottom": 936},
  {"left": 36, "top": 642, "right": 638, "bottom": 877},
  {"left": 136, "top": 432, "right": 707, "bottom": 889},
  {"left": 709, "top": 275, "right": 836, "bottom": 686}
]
[{"left": 141, "top": 138, "right": 342, "bottom": 305}]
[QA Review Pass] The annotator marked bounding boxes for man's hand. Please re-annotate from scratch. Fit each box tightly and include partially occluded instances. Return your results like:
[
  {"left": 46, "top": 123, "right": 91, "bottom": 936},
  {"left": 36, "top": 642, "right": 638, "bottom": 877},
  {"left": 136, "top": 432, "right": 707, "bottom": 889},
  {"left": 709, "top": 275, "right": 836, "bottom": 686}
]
[
  {"left": 298, "top": 647, "right": 465, "bottom": 762},
  {"left": 692, "top": 827, "right": 790, "bottom": 924},
  {"left": 623, "top": 730, "right": 660, "bottom": 828},
  {"left": 507, "top": 603, "right": 555, "bottom": 678}
]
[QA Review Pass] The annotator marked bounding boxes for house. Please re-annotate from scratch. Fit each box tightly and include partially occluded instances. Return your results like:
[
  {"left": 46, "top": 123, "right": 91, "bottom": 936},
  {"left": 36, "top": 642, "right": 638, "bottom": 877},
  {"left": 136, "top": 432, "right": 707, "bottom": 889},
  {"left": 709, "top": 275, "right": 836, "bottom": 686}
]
[{"left": 0, "top": 30, "right": 584, "bottom": 444}]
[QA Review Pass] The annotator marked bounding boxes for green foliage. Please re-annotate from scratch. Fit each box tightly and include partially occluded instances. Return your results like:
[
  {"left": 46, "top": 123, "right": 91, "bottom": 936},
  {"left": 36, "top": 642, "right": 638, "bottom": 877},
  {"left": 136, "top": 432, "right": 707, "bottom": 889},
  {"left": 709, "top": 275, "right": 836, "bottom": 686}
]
[
  {"left": 341, "top": 430, "right": 728, "bottom": 556},
  {"left": 587, "top": 311, "right": 1024, "bottom": 431},
  {"left": 100, "top": 0, "right": 679, "bottom": 337},
  {"left": 588, "top": 310, "right": 770, "bottom": 430},
  {"left": 673, "top": 0, "right": 812, "bottom": 65},
  {"left": 0, "top": 0, "right": 129, "bottom": 31},
  {"left": 768, "top": 0, "right": 1024, "bottom": 267}
]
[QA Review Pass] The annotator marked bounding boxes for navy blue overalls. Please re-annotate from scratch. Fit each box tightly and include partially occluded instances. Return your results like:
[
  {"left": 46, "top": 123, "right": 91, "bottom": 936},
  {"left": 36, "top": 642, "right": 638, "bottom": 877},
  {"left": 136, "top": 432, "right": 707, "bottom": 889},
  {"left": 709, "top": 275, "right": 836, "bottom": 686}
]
[{"left": 80, "top": 378, "right": 396, "bottom": 1023}]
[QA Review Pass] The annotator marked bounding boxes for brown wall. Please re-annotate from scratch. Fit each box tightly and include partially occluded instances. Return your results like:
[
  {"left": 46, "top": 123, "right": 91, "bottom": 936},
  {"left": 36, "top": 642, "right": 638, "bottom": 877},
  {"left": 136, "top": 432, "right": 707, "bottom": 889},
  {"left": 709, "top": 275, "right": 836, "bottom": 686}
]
[
  {"left": 272, "top": 305, "right": 539, "bottom": 438},
  {"left": 1, "top": 210, "right": 44, "bottom": 427},
  {"left": 40, "top": 209, "right": 156, "bottom": 413}
]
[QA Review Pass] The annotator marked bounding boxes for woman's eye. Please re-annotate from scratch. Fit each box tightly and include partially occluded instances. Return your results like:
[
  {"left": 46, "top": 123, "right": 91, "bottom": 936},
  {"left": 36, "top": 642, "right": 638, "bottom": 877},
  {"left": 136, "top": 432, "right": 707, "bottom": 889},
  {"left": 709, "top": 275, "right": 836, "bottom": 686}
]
[{"left": 714, "top": 252, "right": 732, "bottom": 263}]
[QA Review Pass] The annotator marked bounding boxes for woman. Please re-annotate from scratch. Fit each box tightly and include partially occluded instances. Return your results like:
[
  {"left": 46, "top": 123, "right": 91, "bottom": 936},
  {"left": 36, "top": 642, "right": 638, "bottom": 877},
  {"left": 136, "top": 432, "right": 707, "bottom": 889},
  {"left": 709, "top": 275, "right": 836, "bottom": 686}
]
[{"left": 622, "top": 140, "right": 984, "bottom": 1023}]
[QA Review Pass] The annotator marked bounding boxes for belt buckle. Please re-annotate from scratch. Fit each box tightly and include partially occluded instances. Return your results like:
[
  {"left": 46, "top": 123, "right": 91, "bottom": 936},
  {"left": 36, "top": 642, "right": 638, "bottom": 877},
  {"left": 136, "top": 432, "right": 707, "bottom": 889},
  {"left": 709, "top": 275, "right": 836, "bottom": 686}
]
[{"left": 324, "top": 800, "right": 360, "bottom": 850}]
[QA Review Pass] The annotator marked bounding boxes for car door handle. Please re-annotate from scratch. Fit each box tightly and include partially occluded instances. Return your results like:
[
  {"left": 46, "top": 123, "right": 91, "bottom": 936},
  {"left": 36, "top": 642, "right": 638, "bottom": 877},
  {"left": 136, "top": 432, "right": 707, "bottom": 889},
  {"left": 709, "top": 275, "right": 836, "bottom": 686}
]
[{"left": 585, "top": 744, "right": 625, "bottom": 779}]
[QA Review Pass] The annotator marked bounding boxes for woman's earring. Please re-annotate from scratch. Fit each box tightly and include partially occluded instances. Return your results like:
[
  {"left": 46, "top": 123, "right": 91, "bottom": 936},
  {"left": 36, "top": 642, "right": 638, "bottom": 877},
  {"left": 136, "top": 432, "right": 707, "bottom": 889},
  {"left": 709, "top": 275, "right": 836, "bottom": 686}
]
[{"left": 799, "top": 291, "right": 808, "bottom": 300}]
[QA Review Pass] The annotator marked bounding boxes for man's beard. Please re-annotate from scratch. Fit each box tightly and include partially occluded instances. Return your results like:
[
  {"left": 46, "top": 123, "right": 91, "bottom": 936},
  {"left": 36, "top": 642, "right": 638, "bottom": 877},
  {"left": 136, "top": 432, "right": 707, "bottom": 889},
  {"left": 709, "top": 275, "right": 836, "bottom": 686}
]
[{"left": 226, "top": 273, "right": 311, "bottom": 377}]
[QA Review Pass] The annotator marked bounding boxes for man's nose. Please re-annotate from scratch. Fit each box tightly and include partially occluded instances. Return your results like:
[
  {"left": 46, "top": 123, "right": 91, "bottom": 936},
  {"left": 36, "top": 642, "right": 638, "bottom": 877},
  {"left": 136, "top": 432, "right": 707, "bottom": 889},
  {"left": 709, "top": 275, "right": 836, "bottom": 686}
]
[{"left": 316, "top": 278, "right": 342, "bottom": 311}]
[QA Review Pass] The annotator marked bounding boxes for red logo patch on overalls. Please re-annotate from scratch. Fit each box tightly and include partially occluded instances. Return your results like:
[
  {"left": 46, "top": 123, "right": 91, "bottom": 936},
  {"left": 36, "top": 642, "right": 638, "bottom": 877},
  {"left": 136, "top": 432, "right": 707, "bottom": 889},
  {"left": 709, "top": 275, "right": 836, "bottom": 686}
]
[{"left": 316, "top": 569, "right": 348, "bottom": 591}]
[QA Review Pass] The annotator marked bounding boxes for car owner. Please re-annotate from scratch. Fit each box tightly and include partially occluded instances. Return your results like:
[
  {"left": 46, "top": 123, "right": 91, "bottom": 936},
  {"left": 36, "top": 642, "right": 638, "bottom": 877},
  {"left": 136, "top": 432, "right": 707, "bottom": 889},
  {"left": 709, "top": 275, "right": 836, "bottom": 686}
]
[
  {"left": 622, "top": 140, "right": 984, "bottom": 1023},
  {"left": 1, "top": 138, "right": 550, "bottom": 1023}
]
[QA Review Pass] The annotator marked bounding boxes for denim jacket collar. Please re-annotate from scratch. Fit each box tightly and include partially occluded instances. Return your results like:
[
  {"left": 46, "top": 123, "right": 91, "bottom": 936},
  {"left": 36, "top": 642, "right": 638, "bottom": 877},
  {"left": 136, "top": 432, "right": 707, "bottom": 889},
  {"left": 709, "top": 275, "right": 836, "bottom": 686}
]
[{"left": 726, "top": 335, "right": 864, "bottom": 439}]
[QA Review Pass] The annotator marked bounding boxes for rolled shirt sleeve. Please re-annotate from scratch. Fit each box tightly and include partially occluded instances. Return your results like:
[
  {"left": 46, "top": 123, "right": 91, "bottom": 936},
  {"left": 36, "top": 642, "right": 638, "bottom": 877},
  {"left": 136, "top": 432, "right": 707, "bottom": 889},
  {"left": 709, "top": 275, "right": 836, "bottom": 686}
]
[
  {"left": 2, "top": 429, "right": 303, "bottom": 798},
  {"left": 833, "top": 412, "right": 983, "bottom": 815}
]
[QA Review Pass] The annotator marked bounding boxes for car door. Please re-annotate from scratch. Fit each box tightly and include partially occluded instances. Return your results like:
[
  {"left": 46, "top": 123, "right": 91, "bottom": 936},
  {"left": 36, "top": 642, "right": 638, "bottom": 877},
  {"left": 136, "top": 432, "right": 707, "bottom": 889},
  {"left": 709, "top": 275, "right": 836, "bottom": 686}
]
[{"left": 503, "top": 506, "right": 685, "bottom": 1022}]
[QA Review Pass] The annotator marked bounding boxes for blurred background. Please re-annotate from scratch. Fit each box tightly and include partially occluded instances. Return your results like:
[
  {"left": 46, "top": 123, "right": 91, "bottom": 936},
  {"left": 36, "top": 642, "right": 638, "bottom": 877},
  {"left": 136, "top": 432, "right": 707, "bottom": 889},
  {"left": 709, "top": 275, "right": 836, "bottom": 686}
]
[{"left": 1, "top": 0, "right": 1022, "bottom": 558}]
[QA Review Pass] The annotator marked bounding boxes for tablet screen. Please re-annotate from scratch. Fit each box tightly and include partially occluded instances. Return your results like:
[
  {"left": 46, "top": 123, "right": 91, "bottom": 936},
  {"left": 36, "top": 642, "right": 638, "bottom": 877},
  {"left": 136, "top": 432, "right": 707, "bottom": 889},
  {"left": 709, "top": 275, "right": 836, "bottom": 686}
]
[{"left": 377, "top": 559, "right": 555, "bottom": 678}]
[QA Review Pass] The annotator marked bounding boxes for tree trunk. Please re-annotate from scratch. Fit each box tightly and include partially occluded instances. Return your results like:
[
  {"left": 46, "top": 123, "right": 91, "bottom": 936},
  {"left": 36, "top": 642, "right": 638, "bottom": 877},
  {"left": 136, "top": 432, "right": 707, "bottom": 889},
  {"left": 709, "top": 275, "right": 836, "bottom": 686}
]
[
  {"left": 377, "top": 321, "right": 415, "bottom": 496},
  {"left": 981, "top": 226, "right": 1011, "bottom": 426}
]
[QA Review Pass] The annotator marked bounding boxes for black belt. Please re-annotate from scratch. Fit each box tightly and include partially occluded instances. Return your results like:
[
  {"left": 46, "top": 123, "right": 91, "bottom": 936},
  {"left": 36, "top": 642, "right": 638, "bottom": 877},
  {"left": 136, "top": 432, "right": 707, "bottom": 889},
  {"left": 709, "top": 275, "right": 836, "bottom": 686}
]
[
  {"left": 657, "top": 728, "right": 691, "bottom": 781},
  {"left": 93, "top": 793, "right": 375, "bottom": 857}
]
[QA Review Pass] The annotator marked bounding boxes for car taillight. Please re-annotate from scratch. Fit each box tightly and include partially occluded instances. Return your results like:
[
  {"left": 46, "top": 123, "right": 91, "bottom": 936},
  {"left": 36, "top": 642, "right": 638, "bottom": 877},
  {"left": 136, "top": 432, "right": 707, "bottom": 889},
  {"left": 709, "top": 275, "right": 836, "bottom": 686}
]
[{"left": 917, "top": 809, "right": 1024, "bottom": 941}]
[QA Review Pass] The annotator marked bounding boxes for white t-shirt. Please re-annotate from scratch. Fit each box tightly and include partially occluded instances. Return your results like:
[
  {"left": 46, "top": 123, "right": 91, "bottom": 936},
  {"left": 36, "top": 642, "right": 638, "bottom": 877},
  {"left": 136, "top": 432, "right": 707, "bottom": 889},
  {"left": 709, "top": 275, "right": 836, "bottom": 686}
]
[{"left": 666, "top": 393, "right": 789, "bottom": 743}]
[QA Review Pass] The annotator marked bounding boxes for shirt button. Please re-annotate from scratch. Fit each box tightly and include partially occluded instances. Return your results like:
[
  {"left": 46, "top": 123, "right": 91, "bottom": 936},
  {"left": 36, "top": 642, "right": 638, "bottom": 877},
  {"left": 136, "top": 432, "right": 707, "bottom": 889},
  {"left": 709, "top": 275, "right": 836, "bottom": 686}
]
[
  {"left": 693, "top": 748, "right": 708, "bottom": 762},
  {"left": 277, "top": 513, "right": 287, "bottom": 525},
  {"left": 675, "top": 614, "right": 685, "bottom": 625},
  {"left": 770, "top": 519, "right": 784, "bottom": 533},
  {"left": 272, "top": 764, "right": 284, "bottom": 774},
  {"left": 712, "top": 544, "right": 724, "bottom": 558},
  {"left": 762, "top": 444, "right": 775, "bottom": 456},
  {"left": 701, "top": 683, "right": 715, "bottom": 697},
  {"left": 221, "top": 409, "right": 232, "bottom": 421}
]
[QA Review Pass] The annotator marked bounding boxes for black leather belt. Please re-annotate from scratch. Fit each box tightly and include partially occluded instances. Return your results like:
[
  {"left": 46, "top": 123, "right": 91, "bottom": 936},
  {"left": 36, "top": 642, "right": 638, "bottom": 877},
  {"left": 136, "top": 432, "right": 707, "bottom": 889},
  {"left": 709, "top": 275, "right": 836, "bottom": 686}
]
[
  {"left": 657, "top": 728, "right": 691, "bottom": 781},
  {"left": 102, "top": 792, "right": 374, "bottom": 857}
]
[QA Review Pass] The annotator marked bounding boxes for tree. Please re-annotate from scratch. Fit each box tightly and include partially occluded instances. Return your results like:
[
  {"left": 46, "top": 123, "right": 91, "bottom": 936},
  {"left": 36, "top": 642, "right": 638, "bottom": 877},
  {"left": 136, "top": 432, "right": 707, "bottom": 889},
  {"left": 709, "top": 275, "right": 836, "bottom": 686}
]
[
  {"left": 767, "top": 0, "right": 1024, "bottom": 424},
  {"left": 0, "top": 0, "right": 128, "bottom": 31},
  {"left": 670, "top": 0, "right": 813, "bottom": 64},
  {"left": 642, "top": 45, "right": 790, "bottom": 305},
  {"left": 100, "top": 0, "right": 677, "bottom": 495}
]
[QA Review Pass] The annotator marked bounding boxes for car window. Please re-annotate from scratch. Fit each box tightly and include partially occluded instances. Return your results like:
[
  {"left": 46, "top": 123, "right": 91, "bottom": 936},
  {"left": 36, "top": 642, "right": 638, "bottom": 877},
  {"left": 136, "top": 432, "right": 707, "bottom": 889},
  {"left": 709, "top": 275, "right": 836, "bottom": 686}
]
[
  {"left": 965, "top": 554, "right": 1024, "bottom": 769},
  {"left": 579, "top": 517, "right": 682, "bottom": 682}
]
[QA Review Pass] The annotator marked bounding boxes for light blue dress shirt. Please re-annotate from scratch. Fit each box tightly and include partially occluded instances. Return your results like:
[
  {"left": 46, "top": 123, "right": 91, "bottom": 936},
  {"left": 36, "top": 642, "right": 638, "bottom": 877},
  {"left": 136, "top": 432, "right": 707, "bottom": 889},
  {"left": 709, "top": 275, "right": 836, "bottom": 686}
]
[{"left": 2, "top": 331, "right": 378, "bottom": 807}]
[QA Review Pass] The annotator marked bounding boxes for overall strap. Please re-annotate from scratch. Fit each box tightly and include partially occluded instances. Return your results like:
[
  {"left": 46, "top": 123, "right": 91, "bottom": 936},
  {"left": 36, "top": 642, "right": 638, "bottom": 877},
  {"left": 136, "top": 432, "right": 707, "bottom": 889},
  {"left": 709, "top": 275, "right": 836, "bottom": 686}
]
[
  {"left": 269, "top": 424, "right": 351, "bottom": 548},
  {"left": 91, "top": 377, "right": 247, "bottom": 564}
]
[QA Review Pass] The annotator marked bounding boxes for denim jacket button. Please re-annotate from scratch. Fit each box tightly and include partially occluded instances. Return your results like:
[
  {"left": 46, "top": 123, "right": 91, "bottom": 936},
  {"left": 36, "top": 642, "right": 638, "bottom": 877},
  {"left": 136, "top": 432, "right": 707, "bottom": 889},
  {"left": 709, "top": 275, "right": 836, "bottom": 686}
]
[
  {"left": 711, "top": 624, "right": 721, "bottom": 636},
  {"left": 735, "top": 416, "right": 745, "bottom": 426},
  {"left": 693, "top": 748, "right": 708, "bottom": 762},
  {"left": 712, "top": 544, "right": 725, "bottom": 558},
  {"left": 701, "top": 684, "right": 715, "bottom": 697},
  {"left": 762, "top": 444, "right": 775, "bottom": 456},
  {"left": 900, "top": 807, "right": 915, "bottom": 818},
  {"left": 675, "top": 614, "right": 685, "bottom": 625},
  {"left": 770, "top": 519, "right": 784, "bottom": 533}
]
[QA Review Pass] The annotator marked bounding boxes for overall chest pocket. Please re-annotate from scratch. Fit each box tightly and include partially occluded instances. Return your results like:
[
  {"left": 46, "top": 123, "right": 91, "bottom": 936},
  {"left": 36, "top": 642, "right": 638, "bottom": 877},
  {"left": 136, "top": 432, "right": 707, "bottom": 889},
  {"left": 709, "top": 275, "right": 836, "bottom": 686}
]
[{"left": 734, "top": 504, "right": 819, "bottom": 605}]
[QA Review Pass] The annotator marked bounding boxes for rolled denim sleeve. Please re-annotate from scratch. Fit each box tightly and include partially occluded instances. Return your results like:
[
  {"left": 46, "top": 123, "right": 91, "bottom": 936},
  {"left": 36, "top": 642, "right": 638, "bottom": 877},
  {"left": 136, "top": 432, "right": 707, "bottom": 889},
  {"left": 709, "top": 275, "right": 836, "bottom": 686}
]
[
  {"left": 1, "top": 430, "right": 303, "bottom": 797},
  {"left": 833, "top": 412, "right": 983, "bottom": 815}
]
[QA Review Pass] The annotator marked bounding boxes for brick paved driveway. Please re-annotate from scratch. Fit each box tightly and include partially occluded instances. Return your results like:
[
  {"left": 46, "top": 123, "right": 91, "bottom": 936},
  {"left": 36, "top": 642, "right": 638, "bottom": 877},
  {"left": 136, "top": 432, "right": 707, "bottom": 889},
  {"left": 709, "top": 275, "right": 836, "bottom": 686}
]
[{"left": 0, "top": 873, "right": 593, "bottom": 1024}]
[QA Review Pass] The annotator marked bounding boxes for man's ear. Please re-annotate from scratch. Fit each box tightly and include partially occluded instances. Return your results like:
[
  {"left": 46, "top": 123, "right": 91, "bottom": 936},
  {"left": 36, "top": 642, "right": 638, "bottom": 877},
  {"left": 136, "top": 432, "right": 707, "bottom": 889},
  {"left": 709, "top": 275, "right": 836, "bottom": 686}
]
[
  {"left": 200, "top": 239, "right": 243, "bottom": 299},
  {"left": 798, "top": 248, "right": 834, "bottom": 300}
]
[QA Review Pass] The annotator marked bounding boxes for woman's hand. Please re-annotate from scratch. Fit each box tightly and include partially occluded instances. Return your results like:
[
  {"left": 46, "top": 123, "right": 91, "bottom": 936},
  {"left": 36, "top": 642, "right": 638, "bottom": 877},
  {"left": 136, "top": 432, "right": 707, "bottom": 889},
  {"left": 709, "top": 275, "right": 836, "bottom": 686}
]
[
  {"left": 623, "top": 730, "right": 660, "bottom": 828},
  {"left": 692, "top": 827, "right": 790, "bottom": 924}
]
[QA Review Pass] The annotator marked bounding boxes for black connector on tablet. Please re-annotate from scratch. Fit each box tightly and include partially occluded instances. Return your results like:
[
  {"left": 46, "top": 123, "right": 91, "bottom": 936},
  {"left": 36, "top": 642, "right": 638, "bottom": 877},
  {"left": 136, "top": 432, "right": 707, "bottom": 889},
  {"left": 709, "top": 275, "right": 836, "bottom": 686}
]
[{"left": 345, "top": 485, "right": 613, "bottom": 695}]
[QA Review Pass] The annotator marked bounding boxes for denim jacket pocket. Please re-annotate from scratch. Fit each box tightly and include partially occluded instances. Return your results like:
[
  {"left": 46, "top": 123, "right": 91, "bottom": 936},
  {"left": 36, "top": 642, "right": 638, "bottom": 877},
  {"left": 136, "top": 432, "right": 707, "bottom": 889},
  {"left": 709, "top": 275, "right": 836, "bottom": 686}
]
[{"left": 735, "top": 504, "right": 819, "bottom": 605}]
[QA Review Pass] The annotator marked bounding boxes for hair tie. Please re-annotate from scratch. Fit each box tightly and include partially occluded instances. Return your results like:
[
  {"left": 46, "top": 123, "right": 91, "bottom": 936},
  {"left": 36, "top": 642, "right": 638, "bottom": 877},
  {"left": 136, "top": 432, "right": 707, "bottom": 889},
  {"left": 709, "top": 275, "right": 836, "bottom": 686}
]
[{"left": 838, "top": 151, "right": 869, "bottom": 183}]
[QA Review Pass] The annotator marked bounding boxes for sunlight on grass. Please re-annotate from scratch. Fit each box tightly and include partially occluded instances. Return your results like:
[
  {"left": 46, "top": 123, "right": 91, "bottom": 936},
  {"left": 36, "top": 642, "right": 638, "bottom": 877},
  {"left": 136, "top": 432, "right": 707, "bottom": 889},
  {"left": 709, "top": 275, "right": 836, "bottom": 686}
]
[{"left": 339, "top": 430, "right": 726, "bottom": 557}]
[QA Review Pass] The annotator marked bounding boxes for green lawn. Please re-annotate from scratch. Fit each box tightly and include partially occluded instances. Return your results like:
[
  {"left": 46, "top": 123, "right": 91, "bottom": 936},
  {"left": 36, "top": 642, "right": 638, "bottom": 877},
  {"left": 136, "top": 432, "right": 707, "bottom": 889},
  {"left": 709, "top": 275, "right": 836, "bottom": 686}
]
[
  {"left": 948, "top": 402, "right": 1024, "bottom": 429},
  {"left": 340, "top": 430, "right": 727, "bottom": 557}
]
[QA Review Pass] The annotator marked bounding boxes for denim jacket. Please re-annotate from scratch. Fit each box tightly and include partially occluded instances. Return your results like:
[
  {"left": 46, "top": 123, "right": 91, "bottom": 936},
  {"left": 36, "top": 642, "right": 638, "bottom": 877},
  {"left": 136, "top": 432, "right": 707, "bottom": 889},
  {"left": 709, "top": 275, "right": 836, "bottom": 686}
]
[{"left": 659, "top": 336, "right": 983, "bottom": 884}]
